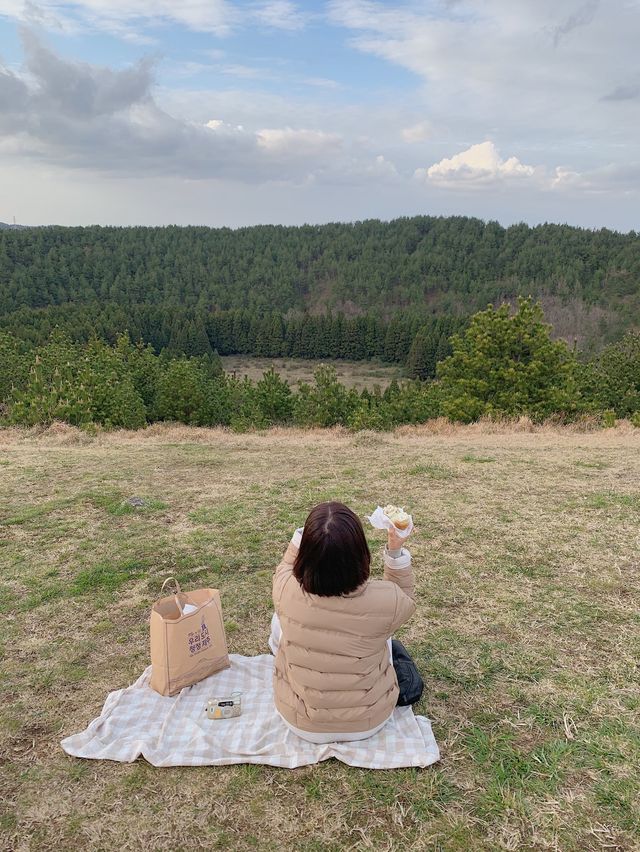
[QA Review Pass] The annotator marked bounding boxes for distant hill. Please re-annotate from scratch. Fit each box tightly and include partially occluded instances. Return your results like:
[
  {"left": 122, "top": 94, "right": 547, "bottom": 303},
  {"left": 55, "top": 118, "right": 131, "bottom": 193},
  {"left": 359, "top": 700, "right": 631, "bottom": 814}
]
[
  {"left": 0, "top": 222, "right": 28, "bottom": 230},
  {"left": 0, "top": 216, "right": 638, "bottom": 355}
]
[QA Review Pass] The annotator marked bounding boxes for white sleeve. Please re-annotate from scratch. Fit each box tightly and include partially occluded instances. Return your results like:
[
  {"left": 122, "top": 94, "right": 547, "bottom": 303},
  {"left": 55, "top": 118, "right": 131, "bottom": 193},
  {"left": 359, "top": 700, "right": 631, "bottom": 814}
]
[{"left": 383, "top": 546, "right": 411, "bottom": 570}]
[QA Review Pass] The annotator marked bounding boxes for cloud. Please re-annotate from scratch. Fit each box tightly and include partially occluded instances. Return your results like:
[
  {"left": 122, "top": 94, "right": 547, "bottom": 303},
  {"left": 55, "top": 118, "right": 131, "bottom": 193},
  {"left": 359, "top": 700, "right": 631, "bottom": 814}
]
[
  {"left": 401, "top": 120, "right": 432, "bottom": 143},
  {"left": 256, "top": 127, "right": 342, "bottom": 157},
  {"left": 550, "top": 0, "right": 599, "bottom": 47},
  {"left": 602, "top": 82, "right": 640, "bottom": 102},
  {"left": 0, "top": 0, "right": 306, "bottom": 38},
  {"left": 327, "top": 0, "right": 639, "bottom": 166},
  {"left": 0, "top": 31, "right": 394, "bottom": 186},
  {"left": 552, "top": 162, "right": 640, "bottom": 193},
  {"left": 415, "top": 142, "right": 640, "bottom": 195},
  {"left": 418, "top": 142, "right": 536, "bottom": 186},
  {"left": 253, "top": 1, "right": 305, "bottom": 31},
  {"left": 303, "top": 77, "right": 341, "bottom": 90},
  {"left": 219, "top": 63, "right": 266, "bottom": 79},
  {"left": 0, "top": 0, "right": 236, "bottom": 37}
]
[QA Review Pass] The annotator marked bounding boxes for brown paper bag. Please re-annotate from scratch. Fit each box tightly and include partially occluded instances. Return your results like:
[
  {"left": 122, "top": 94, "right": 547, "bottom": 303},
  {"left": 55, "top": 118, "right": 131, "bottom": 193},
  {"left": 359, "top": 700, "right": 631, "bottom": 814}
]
[{"left": 150, "top": 577, "right": 230, "bottom": 696}]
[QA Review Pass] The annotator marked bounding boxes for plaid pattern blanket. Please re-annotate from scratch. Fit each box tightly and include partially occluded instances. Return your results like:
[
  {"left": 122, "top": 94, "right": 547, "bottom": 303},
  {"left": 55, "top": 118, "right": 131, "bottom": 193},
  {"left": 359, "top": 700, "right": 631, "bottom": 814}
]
[{"left": 61, "top": 654, "right": 440, "bottom": 769}]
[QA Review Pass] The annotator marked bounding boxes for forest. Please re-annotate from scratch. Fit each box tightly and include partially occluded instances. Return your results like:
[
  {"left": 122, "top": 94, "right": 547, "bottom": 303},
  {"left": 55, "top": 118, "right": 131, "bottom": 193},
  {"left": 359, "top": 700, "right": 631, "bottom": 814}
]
[{"left": 1, "top": 216, "right": 639, "bottom": 364}]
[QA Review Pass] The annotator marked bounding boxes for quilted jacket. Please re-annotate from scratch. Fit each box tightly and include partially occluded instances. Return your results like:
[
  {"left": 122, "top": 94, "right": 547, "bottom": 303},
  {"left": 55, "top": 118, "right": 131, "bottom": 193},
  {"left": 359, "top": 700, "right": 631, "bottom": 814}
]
[{"left": 272, "top": 530, "right": 415, "bottom": 734}]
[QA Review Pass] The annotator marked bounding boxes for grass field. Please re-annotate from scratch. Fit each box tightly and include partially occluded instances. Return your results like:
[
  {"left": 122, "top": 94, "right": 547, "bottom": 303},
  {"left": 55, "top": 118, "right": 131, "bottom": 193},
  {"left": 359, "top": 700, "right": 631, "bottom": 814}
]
[
  {"left": 1, "top": 421, "right": 639, "bottom": 851},
  {"left": 220, "top": 356, "right": 403, "bottom": 389}
]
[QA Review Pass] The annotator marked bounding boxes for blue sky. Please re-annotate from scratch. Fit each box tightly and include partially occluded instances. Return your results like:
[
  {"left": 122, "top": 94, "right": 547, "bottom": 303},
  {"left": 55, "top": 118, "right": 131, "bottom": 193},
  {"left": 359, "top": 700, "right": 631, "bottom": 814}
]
[{"left": 0, "top": 1, "right": 638, "bottom": 230}]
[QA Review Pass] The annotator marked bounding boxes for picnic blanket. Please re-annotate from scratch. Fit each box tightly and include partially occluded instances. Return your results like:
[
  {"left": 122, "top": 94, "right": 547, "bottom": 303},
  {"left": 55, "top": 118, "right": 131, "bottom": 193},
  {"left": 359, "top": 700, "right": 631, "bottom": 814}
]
[{"left": 61, "top": 654, "right": 440, "bottom": 769}]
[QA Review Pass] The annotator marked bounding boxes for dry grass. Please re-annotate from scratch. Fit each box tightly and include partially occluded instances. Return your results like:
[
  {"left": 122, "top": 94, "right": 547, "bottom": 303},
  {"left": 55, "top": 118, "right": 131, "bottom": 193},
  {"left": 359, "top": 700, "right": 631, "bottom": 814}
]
[
  {"left": 220, "top": 356, "right": 403, "bottom": 389},
  {"left": 1, "top": 423, "right": 639, "bottom": 851}
]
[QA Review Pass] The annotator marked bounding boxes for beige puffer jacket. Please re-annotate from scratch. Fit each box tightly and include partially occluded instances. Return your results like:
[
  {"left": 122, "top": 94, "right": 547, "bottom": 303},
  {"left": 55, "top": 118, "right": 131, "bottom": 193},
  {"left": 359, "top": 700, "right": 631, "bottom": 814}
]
[{"left": 272, "top": 532, "right": 416, "bottom": 734}]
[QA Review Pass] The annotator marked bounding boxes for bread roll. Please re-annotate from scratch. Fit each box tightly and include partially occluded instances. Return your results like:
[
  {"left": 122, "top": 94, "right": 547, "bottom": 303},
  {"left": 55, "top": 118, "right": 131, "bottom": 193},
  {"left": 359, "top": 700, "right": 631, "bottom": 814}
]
[{"left": 383, "top": 504, "right": 410, "bottom": 530}]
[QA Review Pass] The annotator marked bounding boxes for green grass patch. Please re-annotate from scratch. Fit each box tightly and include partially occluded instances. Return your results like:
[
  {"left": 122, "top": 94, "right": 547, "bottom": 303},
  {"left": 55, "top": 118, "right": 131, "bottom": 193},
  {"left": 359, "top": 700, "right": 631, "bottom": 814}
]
[
  {"left": 88, "top": 492, "right": 167, "bottom": 515},
  {"left": 189, "top": 504, "right": 243, "bottom": 525},
  {"left": 594, "top": 779, "right": 640, "bottom": 833},
  {"left": 0, "top": 496, "right": 79, "bottom": 526},
  {"left": 406, "top": 462, "right": 455, "bottom": 480},
  {"left": 581, "top": 491, "right": 640, "bottom": 511},
  {"left": 19, "top": 581, "right": 66, "bottom": 611},
  {"left": 0, "top": 811, "right": 17, "bottom": 831},
  {"left": 464, "top": 727, "right": 569, "bottom": 795},
  {"left": 493, "top": 557, "right": 555, "bottom": 580},
  {"left": 70, "top": 558, "right": 148, "bottom": 595},
  {"left": 0, "top": 491, "right": 167, "bottom": 527},
  {"left": 461, "top": 454, "right": 495, "bottom": 463}
]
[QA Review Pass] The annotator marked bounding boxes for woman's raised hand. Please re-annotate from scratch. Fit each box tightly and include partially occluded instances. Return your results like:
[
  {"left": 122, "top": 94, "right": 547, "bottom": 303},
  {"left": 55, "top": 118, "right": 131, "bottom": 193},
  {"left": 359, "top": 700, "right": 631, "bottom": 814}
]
[{"left": 387, "top": 524, "right": 409, "bottom": 552}]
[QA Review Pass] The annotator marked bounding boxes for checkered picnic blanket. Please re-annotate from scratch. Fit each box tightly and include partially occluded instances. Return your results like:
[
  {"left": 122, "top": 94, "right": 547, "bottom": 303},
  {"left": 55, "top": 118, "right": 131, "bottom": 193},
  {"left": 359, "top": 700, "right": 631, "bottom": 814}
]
[{"left": 61, "top": 654, "right": 440, "bottom": 769}]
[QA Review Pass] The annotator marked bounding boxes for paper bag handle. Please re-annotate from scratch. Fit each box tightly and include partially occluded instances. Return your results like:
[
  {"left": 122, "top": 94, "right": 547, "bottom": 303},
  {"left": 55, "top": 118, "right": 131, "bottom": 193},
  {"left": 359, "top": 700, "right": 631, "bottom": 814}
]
[
  {"left": 160, "top": 576, "right": 188, "bottom": 616},
  {"left": 161, "top": 577, "right": 182, "bottom": 595}
]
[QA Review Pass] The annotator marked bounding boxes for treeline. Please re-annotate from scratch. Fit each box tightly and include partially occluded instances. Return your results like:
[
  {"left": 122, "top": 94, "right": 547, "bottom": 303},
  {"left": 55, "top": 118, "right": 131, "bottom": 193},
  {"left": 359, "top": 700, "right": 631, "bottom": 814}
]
[
  {"left": 1, "top": 217, "right": 639, "bottom": 352},
  {"left": 0, "top": 303, "right": 462, "bottom": 379},
  {"left": 2, "top": 301, "right": 639, "bottom": 431}
]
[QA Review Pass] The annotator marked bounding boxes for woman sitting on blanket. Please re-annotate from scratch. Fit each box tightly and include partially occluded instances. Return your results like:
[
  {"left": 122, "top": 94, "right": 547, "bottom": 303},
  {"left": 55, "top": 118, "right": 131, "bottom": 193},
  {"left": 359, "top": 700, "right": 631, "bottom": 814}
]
[{"left": 270, "top": 501, "right": 415, "bottom": 744}]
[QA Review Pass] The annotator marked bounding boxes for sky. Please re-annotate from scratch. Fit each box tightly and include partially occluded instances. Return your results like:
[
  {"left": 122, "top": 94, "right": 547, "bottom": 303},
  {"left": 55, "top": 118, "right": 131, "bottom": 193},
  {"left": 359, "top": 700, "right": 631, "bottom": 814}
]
[{"left": 0, "top": 0, "right": 638, "bottom": 231}]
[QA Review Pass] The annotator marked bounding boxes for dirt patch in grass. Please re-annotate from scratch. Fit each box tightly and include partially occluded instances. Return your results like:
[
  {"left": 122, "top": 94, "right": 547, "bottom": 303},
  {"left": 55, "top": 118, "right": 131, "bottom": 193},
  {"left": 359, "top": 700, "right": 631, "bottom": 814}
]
[{"left": 1, "top": 424, "right": 639, "bottom": 850}]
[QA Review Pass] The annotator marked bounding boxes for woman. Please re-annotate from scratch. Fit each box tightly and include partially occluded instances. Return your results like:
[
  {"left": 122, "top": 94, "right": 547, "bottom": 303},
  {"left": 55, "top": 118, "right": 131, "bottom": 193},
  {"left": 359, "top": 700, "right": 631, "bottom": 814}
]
[{"left": 271, "top": 501, "right": 415, "bottom": 743}]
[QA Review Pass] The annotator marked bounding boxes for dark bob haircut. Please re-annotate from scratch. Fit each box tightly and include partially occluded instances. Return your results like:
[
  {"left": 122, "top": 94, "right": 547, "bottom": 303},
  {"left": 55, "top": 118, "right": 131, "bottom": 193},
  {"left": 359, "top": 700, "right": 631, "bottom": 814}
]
[{"left": 293, "top": 501, "right": 371, "bottom": 597}]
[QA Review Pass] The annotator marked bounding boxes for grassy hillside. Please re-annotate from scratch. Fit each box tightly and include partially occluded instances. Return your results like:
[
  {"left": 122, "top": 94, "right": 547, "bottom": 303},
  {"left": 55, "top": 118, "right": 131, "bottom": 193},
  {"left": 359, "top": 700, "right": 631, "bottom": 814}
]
[{"left": 1, "top": 424, "right": 639, "bottom": 850}]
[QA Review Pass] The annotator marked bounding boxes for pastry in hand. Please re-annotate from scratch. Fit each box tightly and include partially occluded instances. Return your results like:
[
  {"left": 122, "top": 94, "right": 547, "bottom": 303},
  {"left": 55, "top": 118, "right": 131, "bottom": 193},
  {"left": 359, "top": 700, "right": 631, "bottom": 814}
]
[{"left": 383, "top": 504, "right": 410, "bottom": 530}]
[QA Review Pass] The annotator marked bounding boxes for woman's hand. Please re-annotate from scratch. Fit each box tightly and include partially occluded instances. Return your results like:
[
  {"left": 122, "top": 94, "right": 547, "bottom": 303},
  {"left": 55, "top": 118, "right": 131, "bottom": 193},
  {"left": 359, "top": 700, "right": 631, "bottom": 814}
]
[{"left": 387, "top": 525, "right": 409, "bottom": 552}]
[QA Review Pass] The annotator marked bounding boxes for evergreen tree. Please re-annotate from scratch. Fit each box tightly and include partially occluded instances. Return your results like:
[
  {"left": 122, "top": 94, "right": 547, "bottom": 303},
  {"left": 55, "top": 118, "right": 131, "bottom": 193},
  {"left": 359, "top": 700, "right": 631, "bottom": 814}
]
[
  {"left": 0, "top": 332, "right": 27, "bottom": 405},
  {"left": 255, "top": 368, "right": 293, "bottom": 424},
  {"left": 405, "top": 326, "right": 438, "bottom": 380},
  {"left": 78, "top": 337, "right": 146, "bottom": 428},
  {"left": 153, "top": 358, "right": 210, "bottom": 425},
  {"left": 184, "top": 317, "right": 213, "bottom": 357},
  {"left": 580, "top": 331, "right": 640, "bottom": 417},
  {"left": 114, "top": 334, "right": 160, "bottom": 411},
  {"left": 293, "top": 364, "right": 355, "bottom": 427},
  {"left": 437, "top": 299, "right": 581, "bottom": 422}
]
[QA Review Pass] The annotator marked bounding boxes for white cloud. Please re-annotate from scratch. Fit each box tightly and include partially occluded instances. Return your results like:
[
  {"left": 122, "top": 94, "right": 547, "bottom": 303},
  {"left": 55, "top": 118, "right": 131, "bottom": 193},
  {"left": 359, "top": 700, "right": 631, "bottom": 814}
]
[
  {"left": 552, "top": 162, "right": 640, "bottom": 194},
  {"left": 419, "top": 141, "right": 536, "bottom": 186},
  {"left": 253, "top": 1, "right": 305, "bottom": 31},
  {"left": 205, "top": 118, "right": 245, "bottom": 131},
  {"left": 416, "top": 142, "right": 640, "bottom": 195},
  {"left": 303, "top": 77, "right": 341, "bottom": 90},
  {"left": 401, "top": 120, "right": 432, "bottom": 143},
  {"left": 219, "top": 63, "right": 266, "bottom": 79},
  {"left": 0, "top": 0, "right": 236, "bottom": 36},
  {"left": 0, "top": 0, "right": 305, "bottom": 37},
  {"left": 256, "top": 127, "right": 342, "bottom": 157},
  {"left": 356, "top": 153, "right": 398, "bottom": 180}
]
